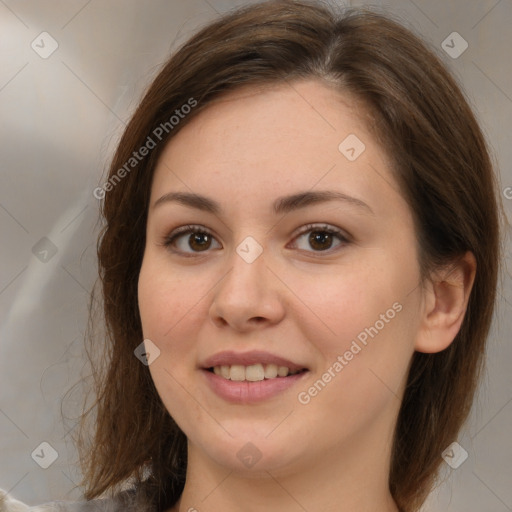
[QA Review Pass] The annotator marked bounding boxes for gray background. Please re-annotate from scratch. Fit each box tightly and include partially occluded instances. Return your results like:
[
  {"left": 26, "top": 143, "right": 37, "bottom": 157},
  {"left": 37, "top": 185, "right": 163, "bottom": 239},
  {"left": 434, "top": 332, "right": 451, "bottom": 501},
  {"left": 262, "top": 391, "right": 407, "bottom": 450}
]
[{"left": 0, "top": 0, "right": 511, "bottom": 510}]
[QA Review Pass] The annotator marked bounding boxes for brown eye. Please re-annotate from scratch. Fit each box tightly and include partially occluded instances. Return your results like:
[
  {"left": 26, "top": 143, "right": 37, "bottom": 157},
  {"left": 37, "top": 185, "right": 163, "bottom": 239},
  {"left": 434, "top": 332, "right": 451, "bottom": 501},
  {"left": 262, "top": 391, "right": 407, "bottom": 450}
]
[
  {"left": 291, "top": 224, "right": 349, "bottom": 253},
  {"left": 163, "top": 225, "right": 221, "bottom": 255},
  {"left": 308, "top": 231, "right": 334, "bottom": 251},
  {"left": 188, "top": 232, "right": 213, "bottom": 251}
]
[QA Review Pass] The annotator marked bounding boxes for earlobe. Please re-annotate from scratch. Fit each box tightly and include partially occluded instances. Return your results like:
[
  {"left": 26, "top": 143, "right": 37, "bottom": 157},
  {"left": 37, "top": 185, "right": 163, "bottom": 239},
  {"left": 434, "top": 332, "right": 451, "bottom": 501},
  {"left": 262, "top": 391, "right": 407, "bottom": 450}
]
[{"left": 414, "top": 251, "right": 477, "bottom": 354}]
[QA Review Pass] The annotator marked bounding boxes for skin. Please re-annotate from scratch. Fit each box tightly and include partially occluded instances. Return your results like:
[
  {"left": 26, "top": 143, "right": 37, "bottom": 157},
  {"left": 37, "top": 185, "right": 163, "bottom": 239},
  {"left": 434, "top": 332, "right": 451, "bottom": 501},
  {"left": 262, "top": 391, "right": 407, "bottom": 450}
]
[{"left": 137, "top": 79, "right": 476, "bottom": 512}]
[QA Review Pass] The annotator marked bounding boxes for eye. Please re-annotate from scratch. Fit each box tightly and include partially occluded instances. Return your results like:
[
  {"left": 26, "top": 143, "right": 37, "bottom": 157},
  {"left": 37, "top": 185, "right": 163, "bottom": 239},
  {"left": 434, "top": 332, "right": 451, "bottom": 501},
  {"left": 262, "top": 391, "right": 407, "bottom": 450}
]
[
  {"left": 162, "top": 224, "right": 220, "bottom": 256},
  {"left": 289, "top": 223, "right": 349, "bottom": 253},
  {"left": 161, "top": 223, "right": 350, "bottom": 256}
]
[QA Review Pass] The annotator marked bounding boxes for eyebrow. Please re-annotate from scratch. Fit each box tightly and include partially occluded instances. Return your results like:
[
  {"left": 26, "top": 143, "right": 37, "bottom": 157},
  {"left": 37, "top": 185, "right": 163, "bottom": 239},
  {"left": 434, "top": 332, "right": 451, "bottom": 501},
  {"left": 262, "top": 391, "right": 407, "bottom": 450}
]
[{"left": 152, "top": 190, "right": 374, "bottom": 216}]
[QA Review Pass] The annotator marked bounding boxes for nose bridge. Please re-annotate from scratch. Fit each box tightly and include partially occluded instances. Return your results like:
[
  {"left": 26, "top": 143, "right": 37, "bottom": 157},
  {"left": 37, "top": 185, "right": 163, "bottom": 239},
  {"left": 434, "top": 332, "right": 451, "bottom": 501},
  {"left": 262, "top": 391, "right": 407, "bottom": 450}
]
[
  {"left": 224, "top": 235, "right": 268, "bottom": 296},
  {"left": 209, "top": 235, "right": 284, "bottom": 328}
]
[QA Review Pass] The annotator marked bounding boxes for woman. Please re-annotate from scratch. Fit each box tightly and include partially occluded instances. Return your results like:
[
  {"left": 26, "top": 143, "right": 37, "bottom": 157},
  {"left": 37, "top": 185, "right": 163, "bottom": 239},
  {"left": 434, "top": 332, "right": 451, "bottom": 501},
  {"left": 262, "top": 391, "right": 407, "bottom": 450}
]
[{"left": 0, "top": 0, "right": 503, "bottom": 511}]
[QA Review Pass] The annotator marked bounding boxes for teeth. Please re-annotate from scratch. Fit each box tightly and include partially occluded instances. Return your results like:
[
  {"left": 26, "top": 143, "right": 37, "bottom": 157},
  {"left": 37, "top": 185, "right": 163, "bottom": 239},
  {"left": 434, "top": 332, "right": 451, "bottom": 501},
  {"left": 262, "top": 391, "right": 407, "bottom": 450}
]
[
  {"left": 230, "top": 364, "right": 246, "bottom": 381},
  {"left": 264, "top": 363, "right": 278, "bottom": 379},
  {"left": 277, "top": 366, "right": 289, "bottom": 377},
  {"left": 246, "top": 364, "right": 265, "bottom": 382},
  {"left": 220, "top": 365, "right": 230, "bottom": 379},
  {"left": 211, "top": 363, "right": 303, "bottom": 381}
]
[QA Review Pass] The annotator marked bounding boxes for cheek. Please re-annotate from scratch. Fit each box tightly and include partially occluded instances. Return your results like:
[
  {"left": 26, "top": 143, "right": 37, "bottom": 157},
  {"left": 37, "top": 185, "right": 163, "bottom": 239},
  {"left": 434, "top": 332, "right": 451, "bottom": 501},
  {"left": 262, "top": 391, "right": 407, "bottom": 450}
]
[
  {"left": 291, "top": 254, "right": 419, "bottom": 404},
  {"left": 137, "top": 254, "right": 203, "bottom": 341},
  {"left": 138, "top": 255, "right": 208, "bottom": 429},
  {"left": 289, "top": 258, "right": 406, "bottom": 354},
  {"left": 295, "top": 300, "right": 417, "bottom": 445}
]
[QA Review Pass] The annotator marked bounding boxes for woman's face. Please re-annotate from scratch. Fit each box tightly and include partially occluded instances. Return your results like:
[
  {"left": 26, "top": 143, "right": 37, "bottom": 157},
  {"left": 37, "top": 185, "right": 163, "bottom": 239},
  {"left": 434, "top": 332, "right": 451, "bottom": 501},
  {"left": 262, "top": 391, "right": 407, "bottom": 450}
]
[{"left": 138, "top": 79, "right": 425, "bottom": 477}]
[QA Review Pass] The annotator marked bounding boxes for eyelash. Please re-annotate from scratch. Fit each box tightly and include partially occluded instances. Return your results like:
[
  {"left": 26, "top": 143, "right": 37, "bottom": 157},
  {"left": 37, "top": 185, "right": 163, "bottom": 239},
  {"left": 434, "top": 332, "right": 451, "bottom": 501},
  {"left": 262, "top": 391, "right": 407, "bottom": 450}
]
[{"left": 161, "top": 223, "right": 350, "bottom": 257}]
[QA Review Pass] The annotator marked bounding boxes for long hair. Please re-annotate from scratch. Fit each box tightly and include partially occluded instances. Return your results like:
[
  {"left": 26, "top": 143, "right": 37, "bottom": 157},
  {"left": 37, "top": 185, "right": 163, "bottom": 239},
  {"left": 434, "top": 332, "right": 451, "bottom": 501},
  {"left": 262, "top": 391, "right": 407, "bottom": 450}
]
[{"left": 76, "top": 2, "right": 503, "bottom": 511}]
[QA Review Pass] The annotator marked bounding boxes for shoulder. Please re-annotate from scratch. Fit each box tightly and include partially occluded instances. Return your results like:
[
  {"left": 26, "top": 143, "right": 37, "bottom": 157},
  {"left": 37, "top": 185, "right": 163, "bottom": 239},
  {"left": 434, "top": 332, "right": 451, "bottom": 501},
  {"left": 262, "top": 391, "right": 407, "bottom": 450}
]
[{"left": 0, "top": 488, "right": 152, "bottom": 512}]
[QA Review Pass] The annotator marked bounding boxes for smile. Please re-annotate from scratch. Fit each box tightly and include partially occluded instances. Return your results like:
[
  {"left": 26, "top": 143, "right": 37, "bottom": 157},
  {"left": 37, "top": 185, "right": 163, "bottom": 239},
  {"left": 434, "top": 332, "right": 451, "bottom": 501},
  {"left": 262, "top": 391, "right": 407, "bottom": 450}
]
[{"left": 200, "top": 350, "right": 310, "bottom": 403}]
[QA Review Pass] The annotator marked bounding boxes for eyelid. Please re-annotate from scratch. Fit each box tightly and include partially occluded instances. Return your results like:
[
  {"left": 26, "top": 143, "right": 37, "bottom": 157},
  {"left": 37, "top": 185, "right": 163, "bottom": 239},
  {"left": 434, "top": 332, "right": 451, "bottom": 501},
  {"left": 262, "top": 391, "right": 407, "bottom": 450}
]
[
  {"left": 291, "top": 223, "right": 350, "bottom": 242},
  {"left": 166, "top": 224, "right": 214, "bottom": 238}
]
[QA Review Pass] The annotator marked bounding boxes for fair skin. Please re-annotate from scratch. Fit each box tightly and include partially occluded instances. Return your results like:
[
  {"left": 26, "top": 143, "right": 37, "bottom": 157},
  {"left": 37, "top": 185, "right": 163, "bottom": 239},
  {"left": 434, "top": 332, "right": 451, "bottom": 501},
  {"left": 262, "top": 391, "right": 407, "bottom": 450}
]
[{"left": 137, "top": 79, "right": 476, "bottom": 512}]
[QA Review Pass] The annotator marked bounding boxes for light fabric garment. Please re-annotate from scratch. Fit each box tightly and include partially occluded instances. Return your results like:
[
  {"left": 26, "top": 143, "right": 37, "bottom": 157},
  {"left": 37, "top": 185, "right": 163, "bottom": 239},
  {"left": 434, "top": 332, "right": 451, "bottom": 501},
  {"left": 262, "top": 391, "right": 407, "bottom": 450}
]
[{"left": 0, "top": 489, "right": 153, "bottom": 512}]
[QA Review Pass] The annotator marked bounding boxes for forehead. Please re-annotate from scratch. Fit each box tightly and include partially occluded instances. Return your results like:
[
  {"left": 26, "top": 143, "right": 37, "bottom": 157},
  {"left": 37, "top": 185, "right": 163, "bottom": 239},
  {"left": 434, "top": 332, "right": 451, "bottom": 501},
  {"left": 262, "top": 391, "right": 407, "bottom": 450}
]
[
  {"left": 171, "top": 79, "right": 370, "bottom": 155},
  {"left": 150, "top": 79, "right": 400, "bottom": 218}
]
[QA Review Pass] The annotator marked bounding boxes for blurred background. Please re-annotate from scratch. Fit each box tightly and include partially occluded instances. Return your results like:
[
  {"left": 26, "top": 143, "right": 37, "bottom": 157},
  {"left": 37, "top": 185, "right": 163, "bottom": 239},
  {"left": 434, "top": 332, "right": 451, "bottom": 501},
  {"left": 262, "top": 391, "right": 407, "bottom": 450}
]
[{"left": 0, "top": 0, "right": 511, "bottom": 510}]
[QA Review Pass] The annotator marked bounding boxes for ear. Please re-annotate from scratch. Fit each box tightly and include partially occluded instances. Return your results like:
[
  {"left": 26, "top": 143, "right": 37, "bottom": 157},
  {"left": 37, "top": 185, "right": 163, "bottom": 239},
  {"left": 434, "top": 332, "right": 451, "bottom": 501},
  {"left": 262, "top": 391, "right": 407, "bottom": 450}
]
[{"left": 415, "top": 251, "right": 477, "bottom": 353}]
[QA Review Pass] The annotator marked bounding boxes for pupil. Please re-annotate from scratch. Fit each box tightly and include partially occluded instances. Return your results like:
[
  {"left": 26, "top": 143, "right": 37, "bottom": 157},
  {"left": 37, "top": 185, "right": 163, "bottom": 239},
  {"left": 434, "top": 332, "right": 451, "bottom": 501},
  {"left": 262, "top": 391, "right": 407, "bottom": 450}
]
[
  {"left": 191, "top": 233, "right": 210, "bottom": 251},
  {"left": 310, "top": 231, "right": 331, "bottom": 250}
]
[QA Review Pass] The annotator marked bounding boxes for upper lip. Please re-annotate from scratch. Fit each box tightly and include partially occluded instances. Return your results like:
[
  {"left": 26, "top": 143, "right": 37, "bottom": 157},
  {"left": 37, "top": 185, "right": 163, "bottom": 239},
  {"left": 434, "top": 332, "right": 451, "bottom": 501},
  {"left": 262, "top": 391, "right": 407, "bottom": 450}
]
[{"left": 201, "top": 350, "right": 309, "bottom": 372}]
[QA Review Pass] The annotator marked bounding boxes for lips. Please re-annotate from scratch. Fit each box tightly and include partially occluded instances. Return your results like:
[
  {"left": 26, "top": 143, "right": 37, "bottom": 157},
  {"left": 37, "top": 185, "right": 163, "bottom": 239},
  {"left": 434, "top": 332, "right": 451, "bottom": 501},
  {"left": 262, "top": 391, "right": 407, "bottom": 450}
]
[{"left": 200, "top": 350, "right": 310, "bottom": 403}]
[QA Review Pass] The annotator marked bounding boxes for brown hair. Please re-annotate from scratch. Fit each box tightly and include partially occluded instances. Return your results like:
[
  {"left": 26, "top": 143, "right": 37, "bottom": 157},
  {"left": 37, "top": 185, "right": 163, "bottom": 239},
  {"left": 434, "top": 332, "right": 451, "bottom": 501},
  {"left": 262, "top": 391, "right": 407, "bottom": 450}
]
[{"left": 76, "top": 1, "right": 503, "bottom": 511}]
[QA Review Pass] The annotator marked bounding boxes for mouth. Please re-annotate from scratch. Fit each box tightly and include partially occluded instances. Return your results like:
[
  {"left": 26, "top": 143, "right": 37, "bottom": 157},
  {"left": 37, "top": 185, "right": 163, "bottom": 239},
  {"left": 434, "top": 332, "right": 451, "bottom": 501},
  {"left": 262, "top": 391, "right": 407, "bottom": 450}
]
[
  {"left": 200, "top": 350, "right": 310, "bottom": 403},
  {"left": 206, "top": 363, "right": 309, "bottom": 382}
]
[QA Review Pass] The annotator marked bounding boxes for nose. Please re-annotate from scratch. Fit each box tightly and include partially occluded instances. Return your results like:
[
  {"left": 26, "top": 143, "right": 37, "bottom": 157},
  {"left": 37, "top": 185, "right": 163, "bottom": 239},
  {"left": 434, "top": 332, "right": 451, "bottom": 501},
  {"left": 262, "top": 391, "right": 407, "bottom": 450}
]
[{"left": 209, "top": 244, "right": 286, "bottom": 332}]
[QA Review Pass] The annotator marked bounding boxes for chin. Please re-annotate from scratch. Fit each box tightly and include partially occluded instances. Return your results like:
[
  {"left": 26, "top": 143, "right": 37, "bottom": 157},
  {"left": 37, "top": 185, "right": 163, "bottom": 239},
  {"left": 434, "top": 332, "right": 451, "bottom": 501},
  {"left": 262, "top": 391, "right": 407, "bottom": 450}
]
[{"left": 191, "top": 428, "right": 304, "bottom": 475}]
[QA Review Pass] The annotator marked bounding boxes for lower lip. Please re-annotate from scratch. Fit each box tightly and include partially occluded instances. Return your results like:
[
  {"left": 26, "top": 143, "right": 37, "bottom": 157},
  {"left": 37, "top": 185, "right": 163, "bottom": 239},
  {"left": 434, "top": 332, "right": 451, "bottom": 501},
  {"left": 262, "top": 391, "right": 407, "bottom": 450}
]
[{"left": 201, "top": 369, "right": 309, "bottom": 404}]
